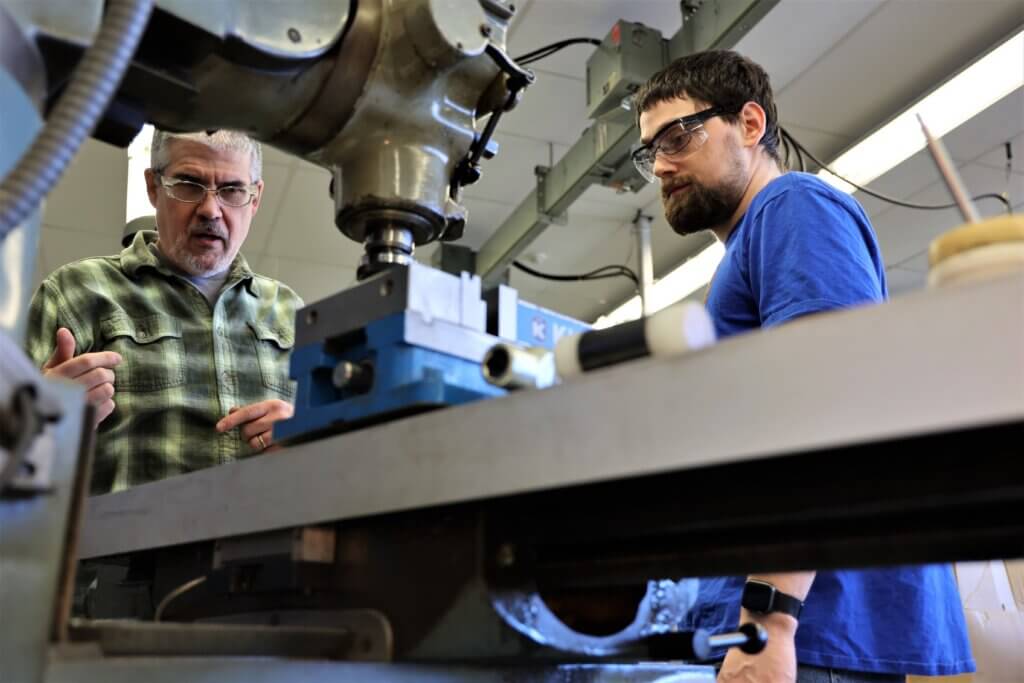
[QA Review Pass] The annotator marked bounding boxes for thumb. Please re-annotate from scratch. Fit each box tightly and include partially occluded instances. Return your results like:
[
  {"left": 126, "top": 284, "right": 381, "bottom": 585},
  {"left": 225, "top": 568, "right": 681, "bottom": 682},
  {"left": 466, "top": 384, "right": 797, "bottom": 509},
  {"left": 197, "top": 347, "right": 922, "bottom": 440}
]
[{"left": 44, "top": 328, "right": 76, "bottom": 369}]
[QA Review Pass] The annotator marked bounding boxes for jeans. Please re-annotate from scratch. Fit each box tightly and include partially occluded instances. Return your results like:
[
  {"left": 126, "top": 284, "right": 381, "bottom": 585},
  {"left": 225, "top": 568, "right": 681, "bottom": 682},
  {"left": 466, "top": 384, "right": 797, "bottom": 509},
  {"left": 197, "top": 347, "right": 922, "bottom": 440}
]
[{"left": 797, "top": 664, "right": 905, "bottom": 683}]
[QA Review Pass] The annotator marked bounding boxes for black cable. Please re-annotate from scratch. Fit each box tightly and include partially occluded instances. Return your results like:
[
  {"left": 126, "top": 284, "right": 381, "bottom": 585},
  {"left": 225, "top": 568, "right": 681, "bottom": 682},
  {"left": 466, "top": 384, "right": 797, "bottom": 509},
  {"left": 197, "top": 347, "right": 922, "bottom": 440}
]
[
  {"left": 513, "top": 260, "right": 639, "bottom": 287},
  {"left": 515, "top": 38, "right": 603, "bottom": 65},
  {"left": 781, "top": 128, "right": 806, "bottom": 173},
  {"left": 516, "top": 38, "right": 600, "bottom": 62},
  {"left": 783, "top": 128, "right": 1013, "bottom": 214}
]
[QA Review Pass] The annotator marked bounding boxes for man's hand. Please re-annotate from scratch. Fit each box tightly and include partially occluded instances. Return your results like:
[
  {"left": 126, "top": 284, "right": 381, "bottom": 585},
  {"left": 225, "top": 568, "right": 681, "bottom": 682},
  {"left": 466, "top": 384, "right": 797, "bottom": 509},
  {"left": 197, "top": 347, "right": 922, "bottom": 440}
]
[
  {"left": 43, "top": 327, "right": 122, "bottom": 427},
  {"left": 215, "top": 399, "right": 294, "bottom": 453},
  {"left": 718, "top": 612, "right": 798, "bottom": 683}
]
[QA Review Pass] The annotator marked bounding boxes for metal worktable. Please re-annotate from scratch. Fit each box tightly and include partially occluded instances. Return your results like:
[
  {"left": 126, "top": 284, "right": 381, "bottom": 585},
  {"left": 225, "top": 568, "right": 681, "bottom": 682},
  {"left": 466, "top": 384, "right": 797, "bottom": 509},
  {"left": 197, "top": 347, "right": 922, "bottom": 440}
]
[{"left": 80, "top": 273, "right": 1024, "bottom": 576}]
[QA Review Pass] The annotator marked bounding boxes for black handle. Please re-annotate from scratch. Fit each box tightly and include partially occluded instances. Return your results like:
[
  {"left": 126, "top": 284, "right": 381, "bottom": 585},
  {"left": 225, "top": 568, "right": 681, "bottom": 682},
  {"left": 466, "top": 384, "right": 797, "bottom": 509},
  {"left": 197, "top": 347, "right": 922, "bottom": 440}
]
[{"left": 644, "top": 622, "right": 768, "bottom": 660}]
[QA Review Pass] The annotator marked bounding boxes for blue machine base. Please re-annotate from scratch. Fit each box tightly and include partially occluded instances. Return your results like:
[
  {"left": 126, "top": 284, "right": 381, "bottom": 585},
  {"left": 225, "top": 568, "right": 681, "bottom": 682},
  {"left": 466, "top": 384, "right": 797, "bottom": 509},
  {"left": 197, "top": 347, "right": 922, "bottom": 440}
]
[{"left": 275, "top": 313, "right": 504, "bottom": 442}]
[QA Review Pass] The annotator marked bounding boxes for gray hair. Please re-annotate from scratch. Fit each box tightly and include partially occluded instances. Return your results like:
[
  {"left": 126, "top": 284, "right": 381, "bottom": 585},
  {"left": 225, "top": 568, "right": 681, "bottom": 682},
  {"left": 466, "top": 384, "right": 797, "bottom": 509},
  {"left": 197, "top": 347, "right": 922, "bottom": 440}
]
[{"left": 150, "top": 129, "right": 263, "bottom": 182}]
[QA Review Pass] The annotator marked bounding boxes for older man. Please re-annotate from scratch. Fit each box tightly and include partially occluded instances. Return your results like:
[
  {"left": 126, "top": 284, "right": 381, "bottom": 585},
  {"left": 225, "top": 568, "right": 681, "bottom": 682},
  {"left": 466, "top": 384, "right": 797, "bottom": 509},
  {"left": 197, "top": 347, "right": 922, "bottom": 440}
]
[{"left": 26, "top": 129, "right": 302, "bottom": 493}]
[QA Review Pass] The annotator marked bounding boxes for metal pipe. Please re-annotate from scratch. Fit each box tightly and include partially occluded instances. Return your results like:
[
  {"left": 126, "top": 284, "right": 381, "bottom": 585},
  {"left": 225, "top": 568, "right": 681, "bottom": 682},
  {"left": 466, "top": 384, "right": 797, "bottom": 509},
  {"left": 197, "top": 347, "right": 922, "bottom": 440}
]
[
  {"left": 0, "top": 0, "right": 154, "bottom": 238},
  {"left": 554, "top": 301, "right": 715, "bottom": 379},
  {"left": 632, "top": 211, "right": 654, "bottom": 316},
  {"left": 482, "top": 343, "right": 555, "bottom": 390}
]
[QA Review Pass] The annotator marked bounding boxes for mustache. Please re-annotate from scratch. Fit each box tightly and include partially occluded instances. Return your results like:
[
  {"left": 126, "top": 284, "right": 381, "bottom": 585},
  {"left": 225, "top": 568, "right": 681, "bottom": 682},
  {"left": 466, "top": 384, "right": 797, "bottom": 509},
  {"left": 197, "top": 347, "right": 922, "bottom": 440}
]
[
  {"left": 188, "top": 221, "right": 227, "bottom": 241},
  {"left": 661, "top": 178, "right": 695, "bottom": 200}
]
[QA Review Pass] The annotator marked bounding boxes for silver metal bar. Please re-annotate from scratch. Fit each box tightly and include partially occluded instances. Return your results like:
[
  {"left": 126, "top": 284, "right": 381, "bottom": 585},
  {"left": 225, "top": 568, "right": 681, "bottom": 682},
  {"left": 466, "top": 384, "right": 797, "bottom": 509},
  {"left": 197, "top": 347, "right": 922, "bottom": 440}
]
[
  {"left": 669, "top": 0, "right": 781, "bottom": 60},
  {"left": 476, "top": 120, "right": 636, "bottom": 285},
  {"left": 917, "top": 114, "right": 980, "bottom": 223},
  {"left": 633, "top": 212, "right": 654, "bottom": 316},
  {"left": 1, "top": 362, "right": 89, "bottom": 683},
  {"left": 46, "top": 656, "right": 715, "bottom": 683},
  {"left": 475, "top": 0, "right": 779, "bottom": 285},
  {"left": 81, "top": 273, "right": 1024, "bottom": 560}
]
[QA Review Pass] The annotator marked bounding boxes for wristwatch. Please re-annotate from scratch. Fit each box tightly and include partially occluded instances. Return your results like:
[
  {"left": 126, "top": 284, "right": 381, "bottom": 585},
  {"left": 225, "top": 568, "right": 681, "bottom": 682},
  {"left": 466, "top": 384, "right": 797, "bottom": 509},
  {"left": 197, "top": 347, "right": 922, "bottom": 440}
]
[{"left": 741, "top": 579, "right": 803, "bottom": 619}]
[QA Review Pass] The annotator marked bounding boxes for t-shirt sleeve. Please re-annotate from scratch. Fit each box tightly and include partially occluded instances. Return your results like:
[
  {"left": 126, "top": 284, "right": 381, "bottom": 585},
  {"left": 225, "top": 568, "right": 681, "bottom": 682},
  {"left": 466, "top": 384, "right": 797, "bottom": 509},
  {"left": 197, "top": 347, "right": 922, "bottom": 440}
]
[{"left": 745, "top": 187, "right": 885, "bottom": 328}]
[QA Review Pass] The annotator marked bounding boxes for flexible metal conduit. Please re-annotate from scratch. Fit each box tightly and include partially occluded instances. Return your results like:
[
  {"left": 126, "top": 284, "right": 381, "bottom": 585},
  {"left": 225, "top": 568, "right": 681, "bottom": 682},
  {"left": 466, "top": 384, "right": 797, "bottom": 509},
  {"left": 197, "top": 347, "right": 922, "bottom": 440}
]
[{"left": 0, "top": 0, "right": 154, "bottom": 239}]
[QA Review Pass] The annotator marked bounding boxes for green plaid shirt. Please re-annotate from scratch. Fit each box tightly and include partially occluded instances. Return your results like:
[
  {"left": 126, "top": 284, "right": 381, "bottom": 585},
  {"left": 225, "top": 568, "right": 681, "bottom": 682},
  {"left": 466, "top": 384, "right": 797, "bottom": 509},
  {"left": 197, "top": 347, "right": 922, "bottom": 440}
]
[{"left": 26, "top": 231, "right": 303, "bottom": 494}]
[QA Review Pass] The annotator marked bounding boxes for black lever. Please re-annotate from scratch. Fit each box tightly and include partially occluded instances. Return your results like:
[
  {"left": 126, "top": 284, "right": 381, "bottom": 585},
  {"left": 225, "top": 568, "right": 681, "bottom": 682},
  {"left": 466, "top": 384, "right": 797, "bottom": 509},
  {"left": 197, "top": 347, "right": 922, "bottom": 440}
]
[{"left": 644, "top": 622, "right": 768, "bottom": 660}]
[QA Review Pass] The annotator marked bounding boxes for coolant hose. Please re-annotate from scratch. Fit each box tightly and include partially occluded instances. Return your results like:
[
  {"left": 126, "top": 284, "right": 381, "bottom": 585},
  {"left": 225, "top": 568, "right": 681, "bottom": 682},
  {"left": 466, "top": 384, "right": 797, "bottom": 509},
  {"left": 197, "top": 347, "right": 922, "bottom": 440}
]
[{"left": 0, "top": 0, "right": 153, "bottom": 240}]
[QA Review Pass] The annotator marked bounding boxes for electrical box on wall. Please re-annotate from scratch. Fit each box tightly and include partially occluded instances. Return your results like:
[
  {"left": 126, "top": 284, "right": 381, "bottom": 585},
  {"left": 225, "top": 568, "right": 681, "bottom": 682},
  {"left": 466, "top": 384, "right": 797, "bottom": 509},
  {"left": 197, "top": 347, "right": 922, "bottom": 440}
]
[{"left": 586, "top": 21, "right": 667, "bottom": 120}]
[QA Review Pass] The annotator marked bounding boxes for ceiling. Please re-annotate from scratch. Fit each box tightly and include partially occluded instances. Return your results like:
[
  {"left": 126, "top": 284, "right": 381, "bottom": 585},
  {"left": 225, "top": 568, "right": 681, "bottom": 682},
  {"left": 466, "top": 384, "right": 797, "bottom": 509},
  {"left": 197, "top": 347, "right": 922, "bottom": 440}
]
[{"left": 32, "top": 0, "right": 1024, "bottom": 324}]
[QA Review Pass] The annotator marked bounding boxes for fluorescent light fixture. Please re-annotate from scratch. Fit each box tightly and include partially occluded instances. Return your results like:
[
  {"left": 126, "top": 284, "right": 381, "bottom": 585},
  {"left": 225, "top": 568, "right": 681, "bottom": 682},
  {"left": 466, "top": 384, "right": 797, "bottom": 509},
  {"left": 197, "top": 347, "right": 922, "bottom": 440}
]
[
  {"left": 819, "top": 28, "right": 1024, "bottom": 194},
  {"left": 594, "top": 240, "right": 724, "bottom": 329},
  {"left": 125, "top": 123, "right": 155, "bottom": 223},
  {"left": 596, "top": 28, "right": 1024, "bottom": 326}
]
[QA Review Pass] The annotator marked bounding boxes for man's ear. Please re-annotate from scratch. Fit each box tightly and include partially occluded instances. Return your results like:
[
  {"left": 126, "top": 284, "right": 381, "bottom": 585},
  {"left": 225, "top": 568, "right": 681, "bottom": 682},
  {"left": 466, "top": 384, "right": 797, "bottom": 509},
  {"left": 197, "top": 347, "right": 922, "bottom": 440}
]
[
  {"left": 250, "top": 180, "right": 265, "bottom": 215},
  {"left": 738, "top": 101, "right": 768, "bottom": 150},
  {"left": 144, "top": 169, "right": 159, "bottom": 208}
]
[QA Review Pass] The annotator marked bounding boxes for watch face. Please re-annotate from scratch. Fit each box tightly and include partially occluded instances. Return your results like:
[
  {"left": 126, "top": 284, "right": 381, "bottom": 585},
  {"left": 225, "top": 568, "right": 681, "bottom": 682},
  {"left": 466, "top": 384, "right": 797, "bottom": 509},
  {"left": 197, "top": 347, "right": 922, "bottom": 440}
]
[{"left": 742, "top": 581, "right": 774, "bottom": 613}]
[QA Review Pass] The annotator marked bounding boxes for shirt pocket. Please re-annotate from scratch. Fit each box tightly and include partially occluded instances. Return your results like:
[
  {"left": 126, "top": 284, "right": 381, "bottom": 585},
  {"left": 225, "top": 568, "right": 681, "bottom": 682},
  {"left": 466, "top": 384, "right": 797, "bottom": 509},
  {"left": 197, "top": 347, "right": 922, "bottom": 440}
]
[
  {"left": 100, "top": 314, "right": 186, "bottom": 391},
  {"left": 247, "top": 321, "right": 295, "bottom": 396}
]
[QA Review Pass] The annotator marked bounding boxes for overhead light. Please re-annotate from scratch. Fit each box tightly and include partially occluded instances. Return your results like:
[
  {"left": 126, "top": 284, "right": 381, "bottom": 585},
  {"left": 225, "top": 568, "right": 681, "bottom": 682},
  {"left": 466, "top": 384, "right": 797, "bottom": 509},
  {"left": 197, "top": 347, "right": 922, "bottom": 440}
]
[
  {"left": 819, "top": 27, "right": 1024, "bottom": 193},
  {"left": 593, "top": 240, "right": 724, "bottom": 329},
  {"left": 125, "top": 124, "right": 155, "bottom": 223},
  {"left": 595, "top": 28, "right": 1024, "bottom": 326}
]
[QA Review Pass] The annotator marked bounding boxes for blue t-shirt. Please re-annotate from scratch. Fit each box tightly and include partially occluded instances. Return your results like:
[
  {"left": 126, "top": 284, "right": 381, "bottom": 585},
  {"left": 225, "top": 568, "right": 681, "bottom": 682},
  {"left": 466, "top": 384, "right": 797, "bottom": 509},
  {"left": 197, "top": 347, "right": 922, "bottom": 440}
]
[{"left": 694, "top": 173, "right": 974, "bottom": 676}]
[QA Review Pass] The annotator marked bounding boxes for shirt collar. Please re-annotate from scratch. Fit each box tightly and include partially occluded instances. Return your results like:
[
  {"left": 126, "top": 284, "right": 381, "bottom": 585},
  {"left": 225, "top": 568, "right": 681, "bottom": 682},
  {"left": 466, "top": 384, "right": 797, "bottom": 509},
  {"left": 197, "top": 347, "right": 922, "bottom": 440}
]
[{"left": 122, "top": 230, "right": 258, "bottom": 295}]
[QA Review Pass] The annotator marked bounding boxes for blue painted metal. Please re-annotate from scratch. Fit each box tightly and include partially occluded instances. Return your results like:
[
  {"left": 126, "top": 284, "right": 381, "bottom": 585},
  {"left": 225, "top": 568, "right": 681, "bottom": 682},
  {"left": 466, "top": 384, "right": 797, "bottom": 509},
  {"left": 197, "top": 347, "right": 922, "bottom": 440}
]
[
  {"left": 514, "top": 300, "right": 590, "bottom": 350},
  {"left": 276, "top": 312, "right": 505, "bottom": 441},
  {"left": 278, "top": 288, "right": 590, "bottom": 442}
]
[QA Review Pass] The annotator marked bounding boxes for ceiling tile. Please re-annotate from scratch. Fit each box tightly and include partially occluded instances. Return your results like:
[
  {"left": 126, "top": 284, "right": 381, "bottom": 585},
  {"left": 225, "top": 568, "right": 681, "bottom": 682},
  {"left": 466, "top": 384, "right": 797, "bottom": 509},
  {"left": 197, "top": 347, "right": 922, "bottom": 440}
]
[
  {"left": 262, "top": 145, "right": 296, "bottom": 169},
  {"left": 944, "top": 88, "right": 1024, "bottom": 164},
  {"left": 38, "top": 224, "right": 118, "bottom": 277},
  {"left": 465, "top": 132, "right": 559, "bottom": 204},
  {"left": 572, "top": 183, "right": 660, "bottom": 222},
  {"left": 498, "top": 70, "right": 589, "bottom": 146},
  {"left": 895, "top": 251, "right": 930, "bottom": 274},
  {"left": 776, "top": 0, "right": 1024, "bottom": 147},
  {"left": 885, "top": 267, "right": 926, "bottom": 297},
  {"left": 780, "top": 123, "right": 853, "bottom": 171},
  {"left": 737, "top": 0, "right": 887, "bottom": 95},
  {"left": 969, "top": 130, "right": 1024, "bottom": 174},
  {"left": 274, "top": 257, "right": 358, "bottom": 305},
  {"left": 873, "top": 162, "right": 1022, "bottom": 267},
  {"left": 508, "top": 0, "right": 683, "bottom": 80},
  {"left": 960, "top": 163, "right": 1024, "bottom": 215},
  {"left": 264, "top": 167, "right": 365, "bottom": 269},
  {"left": 462, "top": 196, "right": 519, "bottom": 249},
  {"left": 245, "top": 163, "right": 293, "bottom": 255},
  {"left": 42, "top": 139, "right": 128, "bottom": 236}
]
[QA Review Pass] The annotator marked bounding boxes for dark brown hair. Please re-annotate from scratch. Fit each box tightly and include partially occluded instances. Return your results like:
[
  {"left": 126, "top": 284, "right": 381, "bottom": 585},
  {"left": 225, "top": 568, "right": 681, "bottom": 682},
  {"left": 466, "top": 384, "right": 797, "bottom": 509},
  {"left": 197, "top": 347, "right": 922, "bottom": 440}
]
[{"left": 634, "top": 50, "right": 780, "bottom": 163}]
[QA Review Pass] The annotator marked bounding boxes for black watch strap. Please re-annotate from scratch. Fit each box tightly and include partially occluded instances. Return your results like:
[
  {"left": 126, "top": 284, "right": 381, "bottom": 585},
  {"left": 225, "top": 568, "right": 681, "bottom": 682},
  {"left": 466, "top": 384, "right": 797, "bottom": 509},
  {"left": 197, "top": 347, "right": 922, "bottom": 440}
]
[{"left": 741, "top": 579, "right": 803, "bottom": 619}]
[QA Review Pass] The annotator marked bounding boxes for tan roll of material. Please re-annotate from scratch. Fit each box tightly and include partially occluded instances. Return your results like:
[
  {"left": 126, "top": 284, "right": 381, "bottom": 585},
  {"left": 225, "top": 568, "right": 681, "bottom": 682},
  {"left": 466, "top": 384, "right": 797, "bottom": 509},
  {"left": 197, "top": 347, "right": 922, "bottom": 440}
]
[{"left": 927, "top": 215, "right": 1024, "bottom": 288}]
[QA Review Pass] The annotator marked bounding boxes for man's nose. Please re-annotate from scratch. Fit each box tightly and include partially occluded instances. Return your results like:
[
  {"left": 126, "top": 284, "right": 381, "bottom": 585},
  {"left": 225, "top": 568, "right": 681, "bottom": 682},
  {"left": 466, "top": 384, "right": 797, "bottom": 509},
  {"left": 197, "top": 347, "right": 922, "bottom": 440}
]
[
  {"left": 653, "top": 154, "right": 679, "bottom": 181},
  {"left": 196, "top": 189, "right": 223, "bottom": 220}
]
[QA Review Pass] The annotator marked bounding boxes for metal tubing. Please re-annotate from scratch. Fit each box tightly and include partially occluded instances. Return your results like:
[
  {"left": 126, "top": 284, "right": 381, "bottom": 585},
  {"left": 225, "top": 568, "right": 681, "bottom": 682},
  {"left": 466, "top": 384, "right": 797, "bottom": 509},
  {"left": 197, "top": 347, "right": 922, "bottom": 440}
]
[{"left": 633, "top": 212, "right": 655, "bottom": 317}]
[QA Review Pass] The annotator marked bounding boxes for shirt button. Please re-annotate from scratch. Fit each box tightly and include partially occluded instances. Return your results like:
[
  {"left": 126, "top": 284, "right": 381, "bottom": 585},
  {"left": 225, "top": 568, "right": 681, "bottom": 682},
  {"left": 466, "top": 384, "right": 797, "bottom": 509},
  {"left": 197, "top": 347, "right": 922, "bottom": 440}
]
[{"left": 221, "top": 370, "right": 232, "bottom": 382}]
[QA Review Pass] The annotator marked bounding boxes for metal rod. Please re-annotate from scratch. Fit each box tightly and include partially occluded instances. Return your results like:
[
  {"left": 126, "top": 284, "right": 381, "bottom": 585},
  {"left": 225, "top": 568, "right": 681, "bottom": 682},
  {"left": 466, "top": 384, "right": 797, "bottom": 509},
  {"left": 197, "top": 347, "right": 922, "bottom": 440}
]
[
  {"left": 917, "top": 114, "right": 980, "bottom": 223},
  {"left": 632, "top": 211, "right": 654, "bottom": 316}
]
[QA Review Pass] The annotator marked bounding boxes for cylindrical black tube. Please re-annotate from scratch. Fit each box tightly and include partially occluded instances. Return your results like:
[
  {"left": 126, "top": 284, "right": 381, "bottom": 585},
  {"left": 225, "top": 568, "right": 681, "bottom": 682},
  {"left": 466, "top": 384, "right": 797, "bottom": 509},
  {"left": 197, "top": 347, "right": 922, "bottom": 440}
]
[
  {"left": 576, "top": 318, "right": 648, "bottom": 372},
  {"left": 554, "top": 301, "right": 716, "bottom": 380}
]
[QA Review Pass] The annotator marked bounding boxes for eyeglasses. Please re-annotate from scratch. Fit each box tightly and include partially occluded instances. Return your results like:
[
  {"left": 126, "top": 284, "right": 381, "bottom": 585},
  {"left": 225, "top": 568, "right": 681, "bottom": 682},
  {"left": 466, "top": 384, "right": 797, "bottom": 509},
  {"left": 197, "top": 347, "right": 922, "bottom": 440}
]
[
  {"left": 155, "top": 172, "right": 258, "bottom": 208},
  {"left": 631, "top": 106, "right": 735, "bottom": 183}
]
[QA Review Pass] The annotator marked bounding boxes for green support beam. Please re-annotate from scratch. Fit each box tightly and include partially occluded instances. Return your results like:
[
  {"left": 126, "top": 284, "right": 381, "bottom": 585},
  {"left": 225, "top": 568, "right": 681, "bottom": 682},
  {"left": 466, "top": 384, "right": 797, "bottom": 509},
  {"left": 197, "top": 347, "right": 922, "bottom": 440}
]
[{"left": 475, "top": 0, "right": 780, "bottom": 286}]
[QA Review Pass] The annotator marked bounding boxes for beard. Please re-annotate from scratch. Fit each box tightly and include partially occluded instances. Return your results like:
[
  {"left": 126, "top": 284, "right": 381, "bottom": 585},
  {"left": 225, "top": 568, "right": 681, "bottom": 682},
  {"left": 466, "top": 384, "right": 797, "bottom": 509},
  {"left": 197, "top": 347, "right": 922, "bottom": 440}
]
[
  {"left": 661, "top": 144, "right": 748, "bottom": 237},
  {"left": 162, "top": 219, "right": 235, "bottom": 276}
]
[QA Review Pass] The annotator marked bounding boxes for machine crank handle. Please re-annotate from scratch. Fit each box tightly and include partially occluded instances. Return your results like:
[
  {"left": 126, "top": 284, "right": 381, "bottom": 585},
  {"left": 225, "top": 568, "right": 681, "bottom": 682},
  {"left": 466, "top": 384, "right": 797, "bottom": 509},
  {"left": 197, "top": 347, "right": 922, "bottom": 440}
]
[{"left": 643, "top": 622, "right": 767, "bottom": 660}]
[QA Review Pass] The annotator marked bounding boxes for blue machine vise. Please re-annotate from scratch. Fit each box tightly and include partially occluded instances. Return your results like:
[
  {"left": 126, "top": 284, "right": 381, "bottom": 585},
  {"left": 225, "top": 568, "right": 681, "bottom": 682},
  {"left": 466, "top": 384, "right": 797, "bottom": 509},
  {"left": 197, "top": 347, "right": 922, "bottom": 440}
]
[{"left": 275, "top": 262, "right": 589, "bottom": 443}]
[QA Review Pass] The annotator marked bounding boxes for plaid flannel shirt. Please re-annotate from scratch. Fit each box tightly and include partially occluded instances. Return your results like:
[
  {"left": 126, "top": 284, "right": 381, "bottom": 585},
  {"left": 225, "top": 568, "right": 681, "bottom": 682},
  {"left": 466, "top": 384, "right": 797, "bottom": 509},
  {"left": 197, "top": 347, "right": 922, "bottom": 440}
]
[{"left": 26, "top": 231, "right": 303, "bottom": 494}]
